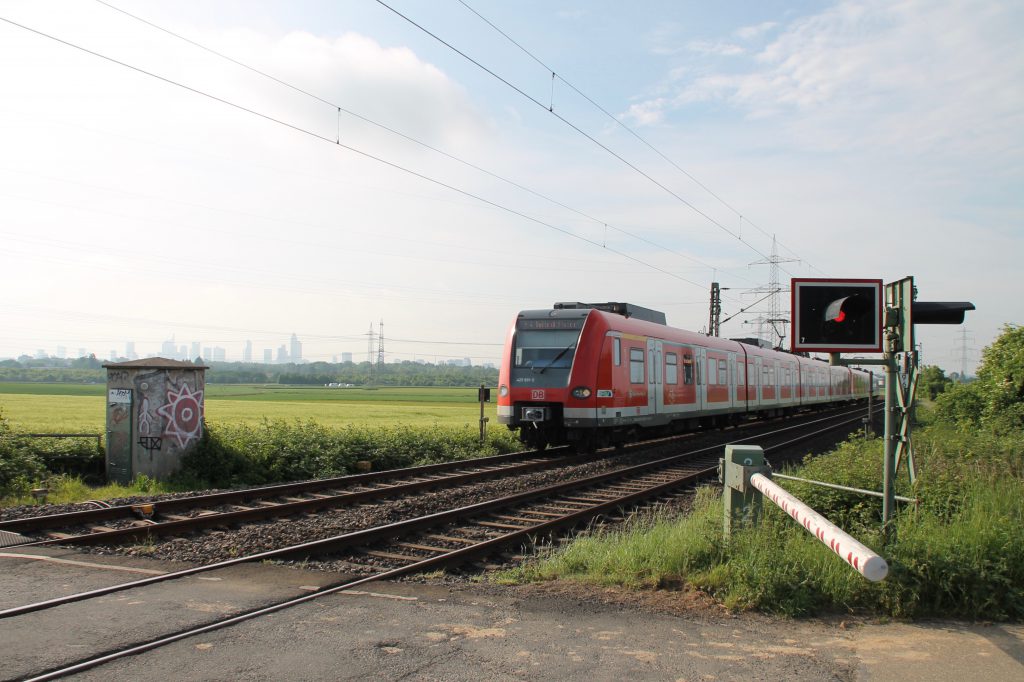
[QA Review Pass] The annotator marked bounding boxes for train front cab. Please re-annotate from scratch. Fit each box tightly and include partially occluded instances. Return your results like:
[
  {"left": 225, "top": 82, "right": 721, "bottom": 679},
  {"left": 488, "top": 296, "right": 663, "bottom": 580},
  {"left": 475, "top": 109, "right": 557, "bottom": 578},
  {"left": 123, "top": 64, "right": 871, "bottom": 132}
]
[{"left": 496, "top": 307, "right": 594, "bottom": 449}]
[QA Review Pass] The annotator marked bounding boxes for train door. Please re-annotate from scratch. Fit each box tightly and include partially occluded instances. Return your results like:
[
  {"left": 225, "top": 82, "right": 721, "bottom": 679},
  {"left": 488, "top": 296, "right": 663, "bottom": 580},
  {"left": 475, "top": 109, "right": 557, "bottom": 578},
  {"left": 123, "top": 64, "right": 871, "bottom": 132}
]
[
  {"left": 755, "top": 356, "right": 764, "bottom": 408},
  {"left": 647, "top": 338, "right": 662, "bottom": 416},
  {"left": 736, "top": 349, "right": 749, "bottom": 412},
  {"left": 790, "top": 364, "right": 799, "bottom": 405},
  {"left": 698, "top": 347, "right": 707, "bottom": 411},
  {"left": 728, "top": 354, "right": 736, "bottom": 409}
]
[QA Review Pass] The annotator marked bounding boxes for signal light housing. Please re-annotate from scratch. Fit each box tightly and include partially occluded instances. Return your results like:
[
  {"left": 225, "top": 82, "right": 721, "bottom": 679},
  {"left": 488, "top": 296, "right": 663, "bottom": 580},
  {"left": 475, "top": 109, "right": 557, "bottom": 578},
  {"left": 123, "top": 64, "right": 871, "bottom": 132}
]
[
  {"left": 791, "top": 279, "right": 884, "bottom": 353},
  {"left": 912, "top": 301, "right": 976, "bottom": 325}
]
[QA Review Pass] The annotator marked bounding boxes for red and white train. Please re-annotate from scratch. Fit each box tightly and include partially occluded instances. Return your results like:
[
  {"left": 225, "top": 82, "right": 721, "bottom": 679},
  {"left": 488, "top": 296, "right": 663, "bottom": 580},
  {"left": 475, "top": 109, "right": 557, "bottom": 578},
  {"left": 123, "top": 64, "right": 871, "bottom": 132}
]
[{"left": 497, "top": 302, "right": 874, "bottom": 450}]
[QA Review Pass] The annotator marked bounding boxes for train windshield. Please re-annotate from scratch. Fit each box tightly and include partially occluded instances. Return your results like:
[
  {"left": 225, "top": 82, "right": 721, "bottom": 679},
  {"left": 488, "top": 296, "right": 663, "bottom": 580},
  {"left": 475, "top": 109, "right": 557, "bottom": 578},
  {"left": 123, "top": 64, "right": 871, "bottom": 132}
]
[{"left": 513, "top": 329, "right": 580, "bottom": 371}]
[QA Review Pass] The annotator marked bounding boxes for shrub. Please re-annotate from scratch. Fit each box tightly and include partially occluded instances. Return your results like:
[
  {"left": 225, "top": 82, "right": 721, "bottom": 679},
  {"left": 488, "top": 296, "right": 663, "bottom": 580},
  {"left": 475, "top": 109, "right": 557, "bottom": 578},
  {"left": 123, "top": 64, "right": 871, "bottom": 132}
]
[
  {"left": 0, "top": 410, "right": 47, "bottom": 496},
  {"left": 933, "top": 382, "right": 986, "bottom": 428},
  {"left": 175, "top": 419, "right": 521, "bottom": 489}
]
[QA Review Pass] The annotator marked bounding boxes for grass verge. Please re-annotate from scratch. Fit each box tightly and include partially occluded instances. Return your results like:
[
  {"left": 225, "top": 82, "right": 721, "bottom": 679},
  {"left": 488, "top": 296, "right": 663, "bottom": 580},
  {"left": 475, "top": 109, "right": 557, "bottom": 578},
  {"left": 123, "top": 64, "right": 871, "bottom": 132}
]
[
  {"left": 1, "top": 474, "right": 187, "bottom": 507},
  {"left": 498, "top": 423, "right": 1024, "bottom": 620}
]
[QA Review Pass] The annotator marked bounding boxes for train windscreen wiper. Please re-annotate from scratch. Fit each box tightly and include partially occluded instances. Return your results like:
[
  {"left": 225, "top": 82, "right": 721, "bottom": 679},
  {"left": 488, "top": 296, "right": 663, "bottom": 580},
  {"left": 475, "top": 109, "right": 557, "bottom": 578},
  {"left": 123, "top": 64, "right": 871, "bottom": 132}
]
[{"left": 533, "top": 342, "right": 576, "bottom": 374}]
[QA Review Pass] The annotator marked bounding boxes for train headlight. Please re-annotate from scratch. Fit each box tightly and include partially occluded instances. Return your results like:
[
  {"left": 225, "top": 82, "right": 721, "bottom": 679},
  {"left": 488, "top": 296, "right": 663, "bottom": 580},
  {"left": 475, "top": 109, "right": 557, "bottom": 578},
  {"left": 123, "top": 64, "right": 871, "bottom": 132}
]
[
  {"left": 499, "top": 384, "right": 509, "bottom": 398},
  {"left": 571, "top": 386, "right": 592, "bottom": 399}
]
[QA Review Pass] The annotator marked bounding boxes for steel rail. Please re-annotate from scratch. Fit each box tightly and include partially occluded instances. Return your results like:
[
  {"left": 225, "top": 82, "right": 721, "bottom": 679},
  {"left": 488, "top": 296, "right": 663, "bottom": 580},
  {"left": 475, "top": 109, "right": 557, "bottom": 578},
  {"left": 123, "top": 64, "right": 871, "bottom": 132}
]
[
  {"left": 0, "top": 446, "right": 570, "bottom": 533},
  {"left": 0, "top": 405, "right": 866, "bottom": 619},
  {"left": 10, "top": 449, "right": 607, "bottom": 548}
]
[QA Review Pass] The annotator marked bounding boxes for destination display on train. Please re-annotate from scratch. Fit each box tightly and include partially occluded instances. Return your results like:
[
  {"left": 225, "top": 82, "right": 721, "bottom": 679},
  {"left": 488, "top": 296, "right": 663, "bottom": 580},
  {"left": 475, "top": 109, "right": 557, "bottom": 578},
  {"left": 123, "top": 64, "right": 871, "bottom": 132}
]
[{"left": 516, "top": 318, "right": 585, "bottom": 331}]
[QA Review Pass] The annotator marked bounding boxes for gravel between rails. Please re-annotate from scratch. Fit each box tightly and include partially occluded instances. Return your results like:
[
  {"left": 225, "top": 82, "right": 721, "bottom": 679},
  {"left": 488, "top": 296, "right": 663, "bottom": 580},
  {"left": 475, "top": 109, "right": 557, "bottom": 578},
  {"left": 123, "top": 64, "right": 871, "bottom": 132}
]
[{"left": 68, "top": 449, "right": 668, "bottom": 565}]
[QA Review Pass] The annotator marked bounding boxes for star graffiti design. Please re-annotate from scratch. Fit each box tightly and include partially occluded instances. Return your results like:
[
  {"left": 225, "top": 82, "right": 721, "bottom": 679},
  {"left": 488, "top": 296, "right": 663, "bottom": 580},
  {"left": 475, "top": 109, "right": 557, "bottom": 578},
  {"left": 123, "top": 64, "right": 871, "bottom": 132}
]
[{"left": 156, "top": 382, "right": 204, "bottom": 448}]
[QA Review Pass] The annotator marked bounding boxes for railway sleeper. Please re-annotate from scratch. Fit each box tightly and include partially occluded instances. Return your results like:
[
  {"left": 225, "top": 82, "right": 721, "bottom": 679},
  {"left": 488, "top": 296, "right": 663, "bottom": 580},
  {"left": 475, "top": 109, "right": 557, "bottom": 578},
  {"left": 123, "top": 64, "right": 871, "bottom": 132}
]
[
  {"left": 475, "top": 520, "right": 529, "bottom": 530},
  {"left": 423, "top": 533, "right": 478, "bottom": 545},
  {"left": 395, "top": 542, "right": 448, "bottom": 554},
  {"left": 357, "top": 548, "right": 422, "bottom": 563}
]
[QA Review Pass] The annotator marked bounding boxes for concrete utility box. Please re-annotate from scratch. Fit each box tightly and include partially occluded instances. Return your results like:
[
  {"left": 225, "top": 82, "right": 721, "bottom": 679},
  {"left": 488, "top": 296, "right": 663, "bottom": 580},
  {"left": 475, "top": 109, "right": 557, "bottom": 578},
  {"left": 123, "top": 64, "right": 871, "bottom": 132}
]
[{"left": 102, "top": 358, "right": 209, "bottom": 484}]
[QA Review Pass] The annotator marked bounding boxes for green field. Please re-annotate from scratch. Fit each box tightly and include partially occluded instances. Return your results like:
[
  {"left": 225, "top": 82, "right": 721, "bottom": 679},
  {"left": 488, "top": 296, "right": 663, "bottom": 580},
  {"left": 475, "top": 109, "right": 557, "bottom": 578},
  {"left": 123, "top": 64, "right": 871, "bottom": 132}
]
[{"left": 0, "top": 384, "right": 498, "bottom": 432}]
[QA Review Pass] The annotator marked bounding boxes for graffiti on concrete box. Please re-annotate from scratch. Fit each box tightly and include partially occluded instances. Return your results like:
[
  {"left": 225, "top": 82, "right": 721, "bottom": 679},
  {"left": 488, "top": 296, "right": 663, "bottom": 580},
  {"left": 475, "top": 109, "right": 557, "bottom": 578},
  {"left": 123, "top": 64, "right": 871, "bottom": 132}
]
[{"left": 156, "top": 381, "right": 204, "bottom": 448}]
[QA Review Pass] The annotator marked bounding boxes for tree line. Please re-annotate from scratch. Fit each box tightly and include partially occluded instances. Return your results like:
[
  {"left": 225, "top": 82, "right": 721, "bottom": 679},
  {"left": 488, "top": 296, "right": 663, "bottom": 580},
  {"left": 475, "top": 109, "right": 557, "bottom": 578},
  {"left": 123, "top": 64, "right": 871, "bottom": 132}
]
[{"left": 0, "top": 356, "right": 499, "bottom": 387}]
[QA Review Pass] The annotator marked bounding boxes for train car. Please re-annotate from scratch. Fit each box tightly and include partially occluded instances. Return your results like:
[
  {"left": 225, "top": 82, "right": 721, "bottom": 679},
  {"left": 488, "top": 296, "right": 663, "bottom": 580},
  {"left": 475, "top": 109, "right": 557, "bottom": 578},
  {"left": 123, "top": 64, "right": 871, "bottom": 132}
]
[{"left": 497, "top": 302, "right": 873, "bottom": 450}]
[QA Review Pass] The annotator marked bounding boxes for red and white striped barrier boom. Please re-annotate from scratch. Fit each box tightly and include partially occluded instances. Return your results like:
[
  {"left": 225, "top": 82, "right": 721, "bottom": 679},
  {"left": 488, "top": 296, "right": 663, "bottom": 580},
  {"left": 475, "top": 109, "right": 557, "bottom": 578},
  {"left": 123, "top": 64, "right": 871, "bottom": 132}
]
[{"left": 750, "top": 473, "right": 889, "bottom": 582}]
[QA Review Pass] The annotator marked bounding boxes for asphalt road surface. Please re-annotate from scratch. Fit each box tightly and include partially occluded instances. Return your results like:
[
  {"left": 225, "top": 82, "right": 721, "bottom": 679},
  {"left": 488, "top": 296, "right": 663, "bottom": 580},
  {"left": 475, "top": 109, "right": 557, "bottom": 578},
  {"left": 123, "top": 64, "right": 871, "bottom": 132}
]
[{"left": 2, "top": 548, "right": 1021, "bottom": 681}]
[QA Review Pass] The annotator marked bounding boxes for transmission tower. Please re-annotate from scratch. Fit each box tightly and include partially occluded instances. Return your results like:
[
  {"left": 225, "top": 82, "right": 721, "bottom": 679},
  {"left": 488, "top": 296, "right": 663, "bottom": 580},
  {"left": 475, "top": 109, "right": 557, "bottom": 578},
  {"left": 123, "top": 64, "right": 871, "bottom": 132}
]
[
  {"left": 377, "top": 319, "right": 385, "bottom": 370},
  {"left": 953, "top": 327, "right": 976, "bottom": 381},
  {"left": 748, "top": 235, "right": 798, "bottom": 348}
]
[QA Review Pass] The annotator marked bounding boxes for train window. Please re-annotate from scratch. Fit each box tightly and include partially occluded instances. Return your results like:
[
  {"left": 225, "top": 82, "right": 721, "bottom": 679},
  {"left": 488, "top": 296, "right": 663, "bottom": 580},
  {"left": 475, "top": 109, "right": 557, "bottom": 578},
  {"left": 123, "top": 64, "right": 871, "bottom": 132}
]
[
  {"left": 707, "top": 359, "right": 716, "bottom": 385},
  {"left": 513, "top": 329, "right": 580, "bottom": 370},
  {"left": 718, "top": 359, "right": 727, "bottom": 385},
  {"left": 682, "top": 355, "right": 694, "bottom": 385},
  {"left": 736, "top": 362, "right": 744, "bottom": 385},
  {"left": 629, "top": 348, "right": 644, "bottom": 383},
  {"left": 666, "top": 353, "right": 678, "bottom": 385},
  {"left": 613, "top": 338, "right": 621, "bottom": 366}
]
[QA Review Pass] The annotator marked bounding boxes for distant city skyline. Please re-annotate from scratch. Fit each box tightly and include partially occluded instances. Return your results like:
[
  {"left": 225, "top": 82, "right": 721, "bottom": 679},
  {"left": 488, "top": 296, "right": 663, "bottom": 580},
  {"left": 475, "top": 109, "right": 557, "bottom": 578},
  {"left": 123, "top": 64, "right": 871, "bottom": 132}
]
[{"left": 7, "top": 330, "right": 496, "bottom": 367}]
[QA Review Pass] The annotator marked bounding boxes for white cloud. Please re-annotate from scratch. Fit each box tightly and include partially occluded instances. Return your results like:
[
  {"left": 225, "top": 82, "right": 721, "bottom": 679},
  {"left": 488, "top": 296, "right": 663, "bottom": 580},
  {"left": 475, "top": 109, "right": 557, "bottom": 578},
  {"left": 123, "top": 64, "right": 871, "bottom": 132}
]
[
  {"left": 622, "top": 98, "right": 669, "bottom": 126},
  {"left": 735, "top": 21, "right": 778, "bottom": 40},
  {"left": 633, "top": 0, "right": 1024, "bottom": 167},
  {"left": 646, "top": 21, "right": 686, "bottom": 56},
  {"left": 687, "top": 40, "right": 744, "bottom": 57}
]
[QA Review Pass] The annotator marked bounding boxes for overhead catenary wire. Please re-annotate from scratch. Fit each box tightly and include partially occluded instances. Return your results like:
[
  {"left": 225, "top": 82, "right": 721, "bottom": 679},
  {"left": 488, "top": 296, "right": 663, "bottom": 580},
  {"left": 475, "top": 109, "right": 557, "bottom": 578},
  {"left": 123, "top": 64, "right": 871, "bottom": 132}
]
[
  {"left": 374, "top": 0, "right": 788, "bottom": 269},
  {"left": 91, "top": 0, "right": 760, "bottom": 292},
  {"left": 0, "top": 15, "right": 716, "bottom": 295},
  {"left": 454, "top": 0, "right": 819, "bottom": 273}
]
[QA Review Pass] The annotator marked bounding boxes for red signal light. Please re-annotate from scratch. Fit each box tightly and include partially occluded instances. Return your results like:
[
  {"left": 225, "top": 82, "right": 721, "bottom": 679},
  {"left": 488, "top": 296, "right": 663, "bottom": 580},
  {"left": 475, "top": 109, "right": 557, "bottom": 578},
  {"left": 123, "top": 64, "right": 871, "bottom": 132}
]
[{"left": 824, "top": 295, "right": 851, "bottom": 323}]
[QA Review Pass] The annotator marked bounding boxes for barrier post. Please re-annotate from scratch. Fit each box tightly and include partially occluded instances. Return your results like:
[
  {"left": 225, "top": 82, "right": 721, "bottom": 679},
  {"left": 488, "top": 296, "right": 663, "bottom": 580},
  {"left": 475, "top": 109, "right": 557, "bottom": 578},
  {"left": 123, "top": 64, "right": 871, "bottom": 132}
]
[
  {"left": 720, "top": 445, "right": 889, "bottom": 582},
  {"left": 719, "top": 444, "right": 770, "bottom": 538},
  {"left": 750, "top": 472, "right": 889, "bottom": 581}
]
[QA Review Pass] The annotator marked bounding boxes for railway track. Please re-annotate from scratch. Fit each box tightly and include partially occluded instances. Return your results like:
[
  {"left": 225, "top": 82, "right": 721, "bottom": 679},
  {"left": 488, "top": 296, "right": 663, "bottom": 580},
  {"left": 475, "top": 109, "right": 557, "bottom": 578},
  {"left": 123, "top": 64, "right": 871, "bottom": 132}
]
[
  {"left": 1, "top": 406, "right": 868, "bottom": 551},
  {"left": 0, "top": 446, "right": 588, "bottom": 547},
  {"left": 2, "top": 408, "right": 867, "bottom": 680}
]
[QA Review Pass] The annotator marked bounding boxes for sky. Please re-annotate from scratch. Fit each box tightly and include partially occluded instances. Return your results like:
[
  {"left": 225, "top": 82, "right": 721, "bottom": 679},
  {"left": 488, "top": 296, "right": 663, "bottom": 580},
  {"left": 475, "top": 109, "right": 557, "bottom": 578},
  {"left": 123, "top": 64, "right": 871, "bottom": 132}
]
[{"left": 1, "top": 0, "right": 1020, "bottom": 373}]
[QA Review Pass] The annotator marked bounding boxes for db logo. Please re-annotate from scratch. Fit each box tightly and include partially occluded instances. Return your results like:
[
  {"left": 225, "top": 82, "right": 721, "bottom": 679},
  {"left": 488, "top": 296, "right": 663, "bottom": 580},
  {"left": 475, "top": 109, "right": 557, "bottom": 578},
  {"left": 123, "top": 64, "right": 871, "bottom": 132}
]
[{"left": 531, "top": 389, "right": 546, "bottom": 400}]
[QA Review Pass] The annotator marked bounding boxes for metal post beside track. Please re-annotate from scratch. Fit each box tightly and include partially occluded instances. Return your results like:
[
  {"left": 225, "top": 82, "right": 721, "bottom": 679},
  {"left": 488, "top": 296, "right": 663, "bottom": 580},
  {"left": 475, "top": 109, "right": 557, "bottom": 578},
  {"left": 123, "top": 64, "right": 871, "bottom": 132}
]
[
  {"left": 478, "top": 384, "right": 490, "bottom": 444},
  {"left": 720, "top": 444, "right": 889, "bottom": 582}
]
